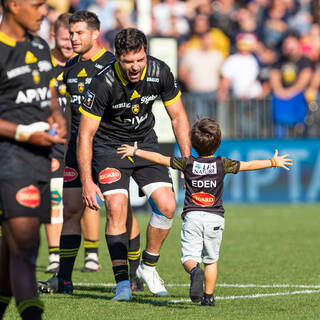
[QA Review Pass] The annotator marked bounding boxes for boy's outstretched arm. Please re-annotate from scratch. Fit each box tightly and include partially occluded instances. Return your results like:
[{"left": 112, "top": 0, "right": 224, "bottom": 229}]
[
  {"left": 117, "top": 141, "right": 171, "bottom": 167},
  {"left": 239, "top": 149, "right": 293, "bottom": 171}
]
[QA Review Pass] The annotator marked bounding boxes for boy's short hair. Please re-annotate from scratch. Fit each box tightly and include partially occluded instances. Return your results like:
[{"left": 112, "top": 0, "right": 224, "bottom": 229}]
[
  {"left": 69, "top": 10, "right": 100, "bottom": 31},
  {"left": 114, "top": 28, "right": 147, "bottom": 57},
  {"left": 191, "top": 118, "right": 221, "bottom": 156},
  {"left": 54, "top": 13, "right": 72, "bottom": 34}
]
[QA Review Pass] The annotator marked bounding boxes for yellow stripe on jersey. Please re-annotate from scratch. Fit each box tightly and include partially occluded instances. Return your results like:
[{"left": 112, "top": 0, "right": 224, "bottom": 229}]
[
  {"left": 50, "top": 52, "right": 58, "bottom": 67},
  {"left": 79, "top": 106, "right": 101, "bottom": 122},
  {"left": 0, "top": 31, "right": 16, "bottom": 47},
  {"left": 140, "top": 64, "right": 147, "bottom": 80},
  {"left": 92, "top": 48, "right": 107, "bottom": 61},
  {"left": 163, "top": 91, "right": 181, "bottom": 107},
  {"left": 49, "top": 78, "right": 57, "bottom": 88},
  {"left": 115, "top": 61, "right": 128, "bottom": 86}
]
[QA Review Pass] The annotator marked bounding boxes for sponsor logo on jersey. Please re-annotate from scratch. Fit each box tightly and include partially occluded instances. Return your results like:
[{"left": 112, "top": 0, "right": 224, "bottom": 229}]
[
  {"left": 77, "top": 68, "right": 88, "bottom": 77},
  {"left": 51, "top": 158, "right": 60, "bottom": 172},
  {"left": 57, "top": 72, "right": 64, "bottom": 81},
  {"left": 130, "top": 90, "right": 141, "bottom": 100},
  {"left": 7, "top": 65, "right": 31, "bottom": 79},
  {"left": 85, "top": 78, "right": 92, "bottom": 85},
  {"left": 16, "top": 185, "right": 40, "bottom": 208},
  {"left": 78, "top": 82, "right": 85, "bottom": 93},
  {"left": 25, "top": 51, "right": 38, "bottom": 64},
  {"left": 95, "top": 63, "right": 104, "bottom": 69},
  {"left": 67, "top": 78, "right": 78, "bottom": 84},
  {"left": 131, "top": 104, "right": 140, "bottom": 114},
  {"left": 70, "top": 94, "right": 83, "bottom": 104},
  {"left": 192, "top": 161, "right": 217, "bottom": 175},
  {"left": 15, "top": 87, "right": 51, "bottom": 104},
  {"left": 51, "top": 190, "right": 62, "bottom": 206},
  {"left": 83, "top": 90, "right": 95, "bottom": 109},
  {"left": 31, "top": 40, "right": 44, "bottom": 50},
  {"left": 146, "top": 77, "right": 159, "bottom": 83},
  {"left": 63, "top": 166, "right": 78, "bottom": 182},
  {"left": 141, "top": 95, "right": 157, "bottom": 104},
  {"left": 38, "top": 60, "right": 52, "bottom": 72},
  {"left": 99, "top": 168, "right": 121, "bottom": 184},
  {"left": 112, "top": 102, "right": 131, "bottom": 109},
  {"left": 32, "top": 69, "right": 40, "bottom": 84},
  {"left": 191, "top": 192, "right": 215, "bottom": 207},
  {"left": 58, "top": 83, "right": 67, "bottom": 96}
]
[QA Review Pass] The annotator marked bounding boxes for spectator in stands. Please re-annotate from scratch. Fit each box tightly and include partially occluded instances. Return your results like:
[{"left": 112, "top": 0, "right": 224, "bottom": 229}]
[
  {"left": 179, "top": 30, "right": 224, "bottom": 124},
  {"left": 270, "top": 33, "right": 313, "bottom": 137}
]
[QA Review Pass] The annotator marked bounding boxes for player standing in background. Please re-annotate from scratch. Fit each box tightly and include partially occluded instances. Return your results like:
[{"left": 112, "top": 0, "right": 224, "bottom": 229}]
[
  {"left": 45, "top": 12, "right": 73, "bottom": 274},
  {"left": 77, "top": 28, "right": 191, "bottom": 300},
  {"left": 0, "top": 0, "right": 66, "bottom": 319}
]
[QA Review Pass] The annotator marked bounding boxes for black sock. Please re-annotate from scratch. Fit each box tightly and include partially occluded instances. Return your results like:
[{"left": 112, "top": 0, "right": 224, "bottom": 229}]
[
  {"left": 128, "top": 234, "right": 141, "bottom": 280},
  {"left": 58, "top": 234, "right": 81, "bottom": 281},
  {"left": 106, "top": 233, "right": 128, "bottom": 283},
  {"left": 17, "top": 298, "right": 43, "bottom": 320},
  {"left": 84, "top": 239, "right": 99, "bottom": 258},
  {"left": 204, "top": 292, "right": 213, "bottom": 299},
  {"left": 191, "top": 263, "right": 201, "bottom": 274},
  {"left": 142, "top": 250, "right": 159, "bottom": 267},
  {"left": 0, "top": 295, "right": 11, "bottom": 319}
]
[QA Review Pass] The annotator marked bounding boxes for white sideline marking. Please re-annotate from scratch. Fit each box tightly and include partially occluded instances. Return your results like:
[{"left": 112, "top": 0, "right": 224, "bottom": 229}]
[{"left": 74, "top": 282, "right": 320, "bottom": 289}]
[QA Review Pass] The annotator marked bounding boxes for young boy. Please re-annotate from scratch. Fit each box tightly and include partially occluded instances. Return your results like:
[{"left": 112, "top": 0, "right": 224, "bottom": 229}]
[{"left": 117, "top": 118, "right": 292, "bottom": 306}]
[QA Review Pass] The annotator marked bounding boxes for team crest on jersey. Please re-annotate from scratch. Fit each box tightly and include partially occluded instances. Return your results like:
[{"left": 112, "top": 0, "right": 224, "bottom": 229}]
[
  {"left": 32, "top": 69, "right": 40, "bottom": 84},
  {"left": 131, "top": 104, "right": 140, "bottom": 114},
  {"left": 16, "top": 185, "right": 40, "bottom": 208},
  {"left": 78, "top": 82, "right": 85, "bottom": 93},
  {"left": 25, "top": 51, "right": 38, "bottom": 64},
  {"left": 83, "top": 90, "right": 95, "bottom": 109},
  {"left": 130, "top": 90, "right": 141, "bottom": 100},
  {"left": 58, "top": 84, "right": 67, "bottom": 96},
  {"left": 77, "top": 68, "right": 87, "bottom": 77}
]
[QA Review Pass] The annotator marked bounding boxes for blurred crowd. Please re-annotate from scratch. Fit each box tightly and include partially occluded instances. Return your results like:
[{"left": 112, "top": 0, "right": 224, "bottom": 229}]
[{"left": 1, "top": 0, "right": 320, "bottom": 137}]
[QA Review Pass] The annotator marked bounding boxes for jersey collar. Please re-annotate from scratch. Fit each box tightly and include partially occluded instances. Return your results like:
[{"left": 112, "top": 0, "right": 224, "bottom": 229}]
[{"left": 0, "top": 31, "right": 16, "bottom": 47}]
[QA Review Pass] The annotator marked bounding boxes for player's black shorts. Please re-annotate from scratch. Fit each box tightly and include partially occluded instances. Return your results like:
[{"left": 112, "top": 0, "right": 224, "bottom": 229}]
[
  {"left": 92, "top": 131, "right": 172, "bottom": 197},
  {"left": 51, "top": 156, "right": 64, "bottom": 179},
  {"left": 63, "top": 136, "right": 81, "bottom": 188},
  {"left": 0, "top": 178, "right": 51, "bottom": 224}
]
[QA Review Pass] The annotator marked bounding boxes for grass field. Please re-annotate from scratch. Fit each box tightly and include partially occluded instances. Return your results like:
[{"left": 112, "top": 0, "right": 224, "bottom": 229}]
[{"left": 4, "top": 204, "right": 320, "bottom": 319}]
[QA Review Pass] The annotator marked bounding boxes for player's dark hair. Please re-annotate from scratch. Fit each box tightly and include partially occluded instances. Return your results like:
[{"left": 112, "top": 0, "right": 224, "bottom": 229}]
[
  {"left": 69, "top": 10, "right": 100, "bottom": 31},
  {"left": 191, "top": 118, "right": 221, "bottom": 156},
  {"left": 114, "top": 28, "right": 147, "bottom": 57},
  {"left": 54, "top": 12, "right": 72, "bottom": 34},
  {"left": 1, "top": 0, "right": 9, "bottom": 11}
]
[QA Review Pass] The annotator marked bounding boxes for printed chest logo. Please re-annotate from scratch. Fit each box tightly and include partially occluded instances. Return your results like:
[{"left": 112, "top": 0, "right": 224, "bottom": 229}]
[
  {"left": 192, "top": 161, "right": 217, "bottom": 175},
  {"left": 51, "top": 158, "right": 60, "bottom": 172},
  {"left": 131, "top": 104, "right": 140, "bottom": 114},
  {"left": 63, "top": 166, "right": 78, "bottom": 182},
  {"left": 191, "top": 192, "right": 215, "bottom": 207},
  {"left": 32, "top": 69, "right": 40, "bottom": 84},
  {"left": 77, "top": 68, "right": 87, "bottom": 77},
  {"left": 83, "top": 90, "right": 95, "bottom": 109},
  {"left": 130, "top": 90, "right": 141, "bottom": 100},
  {"left": 16, "top": 185, "right": 41, "bottom": 208},
  {"left": 58, "top": 84, "right": 67, "bottom": 96},
  {"left": 78, "top": 82, "right": 85, "bottom": 93},
  {"left": 99, "top": 168, "right": 121, "bottom": 184},
  {"left": 25, "top": 51, "right": 38, "bottom": 64}
]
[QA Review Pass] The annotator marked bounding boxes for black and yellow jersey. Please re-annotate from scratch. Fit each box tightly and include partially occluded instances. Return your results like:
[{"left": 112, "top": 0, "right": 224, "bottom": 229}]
[
  {"left": 171, "top": 155, "right": 240, "bottom": 219},
  {"left": 63, "top": 48, "right": 115, "bottom": 137},
  {"left": 79, "top": 55, "right": 181, "bottom": 144},
  {"left": 0, "top": 31, "right": 54, "bottom": 180}
]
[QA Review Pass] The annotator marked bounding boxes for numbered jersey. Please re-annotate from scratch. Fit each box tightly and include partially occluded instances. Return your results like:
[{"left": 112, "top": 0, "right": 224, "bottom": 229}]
[
  {"left": 171, "top": 155, "right": 240, "bottom": 218},
  {"left": 79, "top": 55, "right": 181, "bottom": 144},
  {"left": 63, "top": 48, "right": 115, "bottom": 137},
  {"left": 0, "top": 32, "right": 54, "bottom": 180}
]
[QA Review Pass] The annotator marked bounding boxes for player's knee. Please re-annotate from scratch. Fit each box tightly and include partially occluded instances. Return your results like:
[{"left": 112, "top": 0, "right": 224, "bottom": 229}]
[
  {"left": 105, "top": 194, "right": 128, "bottom": 228},
  {"left": 148, "top": 196, "right": 175, "bottom": 219},
  {"left": 149, "top": 211, "right": 174, "bottom": 230}
]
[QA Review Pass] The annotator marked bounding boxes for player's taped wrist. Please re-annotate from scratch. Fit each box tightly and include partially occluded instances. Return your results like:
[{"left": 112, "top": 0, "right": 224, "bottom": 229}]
[
  {"left": 15, "top": 122, "right": 50, "bottom": 142},
  {"left": 133, "top": 148, "right": 138, "bottom": 156},
  {"left": 269, "top": 158, "right": 278, "bottom": 168}
]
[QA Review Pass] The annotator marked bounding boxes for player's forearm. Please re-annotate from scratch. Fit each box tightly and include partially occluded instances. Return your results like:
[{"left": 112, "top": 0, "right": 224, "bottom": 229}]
[
  {"left": 239, "top": 159, "right": 273, "bottom": 171},
  {"left": 0, "top": 119, "right": 17, "bottom": 139},
  {"left": 134, "top": 149, "right": 171, "bottom": 167},
  {"left": 77, "top": 135, "right": 94, "bottom": 184},
  {"left": 171, "top": 113, "right": 191, "bottom": 157}
]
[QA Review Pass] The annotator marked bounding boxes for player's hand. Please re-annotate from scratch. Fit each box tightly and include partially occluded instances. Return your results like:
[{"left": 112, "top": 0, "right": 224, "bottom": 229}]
[
  {"left": 47, "top": 111, "right": 67, "bottom": 141},
  {"left": 82, "top": 180, "right": 103, "bottom": 210},
  {"left": 117, "top": 141, "right": 138, "bottom": 159},
  {"left": 273, "top": 149, "right": 293, "bottom": 170},
  {"left": 28, "top": 130, "right": 65, "bottom": 146}
]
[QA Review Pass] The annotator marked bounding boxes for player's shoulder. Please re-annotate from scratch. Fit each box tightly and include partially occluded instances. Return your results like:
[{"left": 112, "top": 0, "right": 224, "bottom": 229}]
[
  {"left": 100, "top": 49, "right": 115, "bottom": 63},
  {"left": 66, "top": 55, "right": 79, "bottom": 68}
]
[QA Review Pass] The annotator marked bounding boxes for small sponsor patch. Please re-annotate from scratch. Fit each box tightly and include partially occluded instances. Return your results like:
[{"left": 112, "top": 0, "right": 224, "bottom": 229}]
[
  {"left": 191, "top": 192, "right": 215, "bottom": 207},
  {"left": 192, "top": 161, "right": 217, "bottom": 175},
  {"left": 99, "top": 168, "right": 121, "bottom": 184},
  {"left": 63, "top": 166, "right": 78, "bottom": 182},
  {"left": 83, "top": 90, "right": 95, "bottom": 109},
  {"left": 51, "top": 158, "right": 60, "bottom": 172},
  {"left": 16, "top": 185, "right": 41, "bottom": 208}
]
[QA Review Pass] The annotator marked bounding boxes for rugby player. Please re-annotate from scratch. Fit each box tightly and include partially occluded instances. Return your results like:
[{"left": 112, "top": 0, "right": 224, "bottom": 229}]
[
  {"left": 0, "top": 0, "right": 66, "bottom": 318},
  {"left": 78, "top": 28, "right": 191, "bottom": 300}
]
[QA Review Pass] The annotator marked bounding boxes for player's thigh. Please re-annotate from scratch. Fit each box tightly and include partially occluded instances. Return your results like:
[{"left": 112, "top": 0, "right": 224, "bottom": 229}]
[
  {"left": 180, "top": 211, "right": 204, "bottom": 264},
  {"left": 0, "top": 178, "right": 51, "bottom": 225},
  {"left": 203, "top": 214, "right": 224, "bottom": 264}
]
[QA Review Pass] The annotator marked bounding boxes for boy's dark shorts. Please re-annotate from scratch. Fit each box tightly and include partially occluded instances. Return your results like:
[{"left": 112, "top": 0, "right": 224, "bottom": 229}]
[{"left": 0, "top": 178, "right": 51, "bottom": 224}]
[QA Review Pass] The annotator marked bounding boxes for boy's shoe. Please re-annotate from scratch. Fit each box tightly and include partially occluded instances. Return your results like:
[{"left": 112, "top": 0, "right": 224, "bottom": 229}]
[
  {"left": 45, "top": 254, "right": 60, "bottom": 273},
  {"left": 189, "top": 265, "right": 204, "bottom": 302},
  {"left": 130, "top": 276, "right": 144, "bottom": 292},
  {"left": 201, "top": 294, "right": 215, "bottom": 306},
  {"left": 112, "top": 280, "right": 132, "bottom": 301},
  {"left": 81, "top": 253, "right": 101, "bottom": 272},
  {"left": 136, "top": 263, "right": 168, "bottom": 296},
  {"left": 38, "top": 276, "right": 73, "bottom": 294}
]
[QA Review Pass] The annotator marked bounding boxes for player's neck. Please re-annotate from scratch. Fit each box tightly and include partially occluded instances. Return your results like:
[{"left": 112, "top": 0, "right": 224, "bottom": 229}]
[
  {"left": 80, "top": 42, "right": 103, "bottom": 61},
  {"left": 51, "top": 48, "right": 69, "bottom": 66},
  {"left": 0, "top": 14, "right": 28, "bottom": 42}
]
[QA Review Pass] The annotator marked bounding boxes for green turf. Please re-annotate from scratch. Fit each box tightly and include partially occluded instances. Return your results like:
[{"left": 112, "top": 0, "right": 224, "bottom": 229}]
[{"left": 4, "top": 204, "right": 320, "bottom": 319}]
